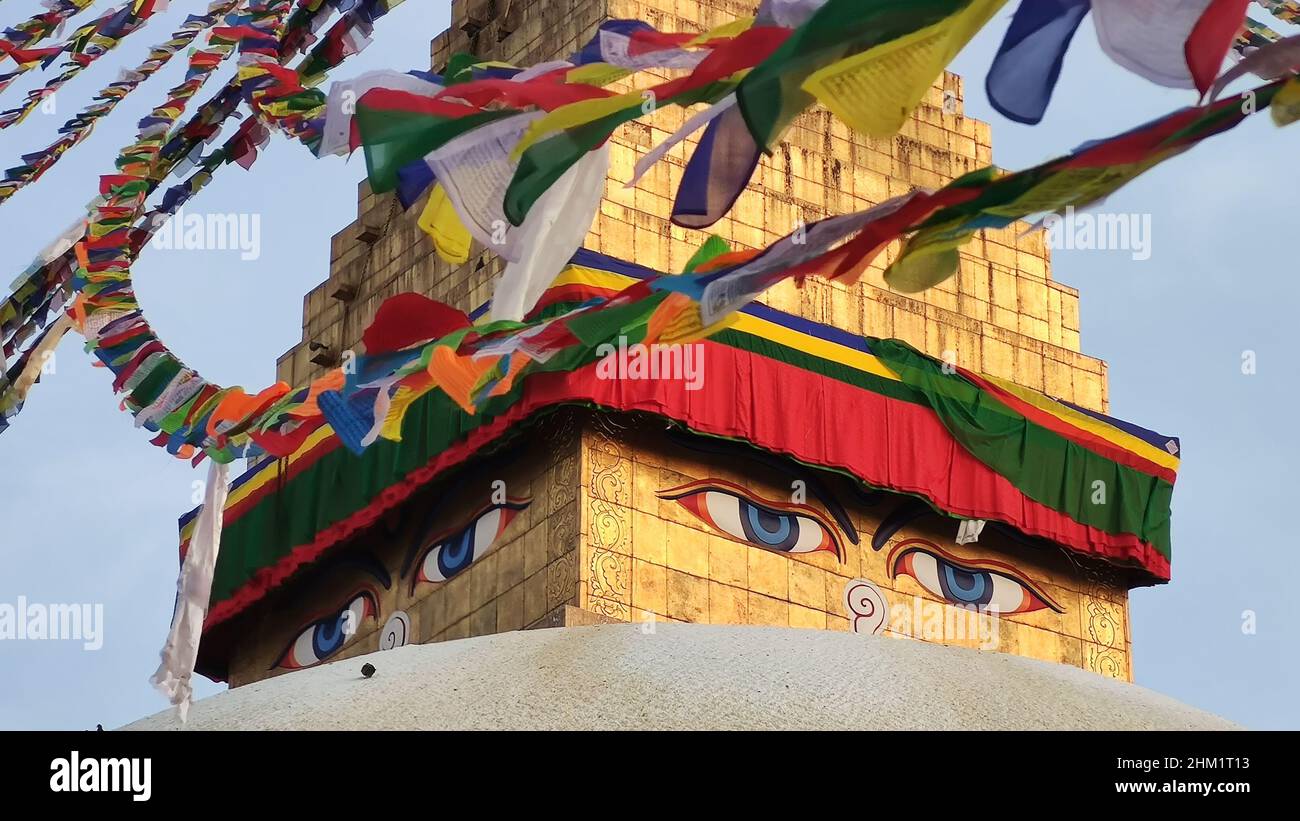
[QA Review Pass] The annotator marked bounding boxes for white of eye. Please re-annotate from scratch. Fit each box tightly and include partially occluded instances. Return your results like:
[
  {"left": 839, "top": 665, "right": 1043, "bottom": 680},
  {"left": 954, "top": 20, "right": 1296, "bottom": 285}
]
[
  {"left": 288, "top": 628, "right": 321, "bottom": 668},
  {"left": 701, "top": 491, "right": 825, "bottom": 553},
  {"left": 421, "top": 548, "right": 449, "bottom": 583},
  {"left": 703, "top": 491, "right": 746, "bottom": 540},
  {"left": 983, "top": 574, "right": 1030, "bottom": 615},
  {"left": 342, "top": 596, "right": 369, "bottom": 637},
  {"left": 791, "top": 516, "right": 825, "bottom": 553},
  {"left": 421, "top": 507, "right": 508, "bottom": 583},
  {"left": 905, "top": 551, "right": 1031, "bottom": 613},
  {"left": 473, "top": 507, "right": 502, "bottom": 556},
  {"left": 907, "top": 551, "right": 943, "bottom": 597}
]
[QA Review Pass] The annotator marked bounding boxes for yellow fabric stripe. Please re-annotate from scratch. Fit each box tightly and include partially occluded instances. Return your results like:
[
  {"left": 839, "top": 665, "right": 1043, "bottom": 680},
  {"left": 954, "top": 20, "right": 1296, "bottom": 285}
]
[
  {"left": 181, "top": 423, "right": 338, "bottom": 541},
  {"left": 984, "top": 375, "right": 1180, "bottom": 471}
]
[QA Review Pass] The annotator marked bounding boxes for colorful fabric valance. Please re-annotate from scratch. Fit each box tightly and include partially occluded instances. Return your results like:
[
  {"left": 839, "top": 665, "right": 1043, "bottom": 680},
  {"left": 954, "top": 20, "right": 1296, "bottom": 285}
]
[{"left": 181, "top": 250, "right": 1180, "bottom": 634}]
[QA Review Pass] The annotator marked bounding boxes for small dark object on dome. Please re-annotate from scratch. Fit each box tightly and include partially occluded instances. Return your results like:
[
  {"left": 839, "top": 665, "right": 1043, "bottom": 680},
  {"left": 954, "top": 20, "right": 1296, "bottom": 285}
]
[{"left": 361, "top": 663, "right": 376, "bottom": 679}]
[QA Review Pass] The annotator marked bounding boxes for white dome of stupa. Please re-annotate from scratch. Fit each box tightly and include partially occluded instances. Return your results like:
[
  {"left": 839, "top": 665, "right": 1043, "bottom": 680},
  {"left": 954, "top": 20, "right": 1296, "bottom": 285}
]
[{"left": 123, "top": 624, "right": 1235, "bottom": 731}]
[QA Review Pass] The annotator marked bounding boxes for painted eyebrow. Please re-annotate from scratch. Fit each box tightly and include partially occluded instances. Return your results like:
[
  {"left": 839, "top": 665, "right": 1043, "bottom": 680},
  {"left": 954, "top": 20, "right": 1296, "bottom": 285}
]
[
  {"left": 666, "top": 429, "right": 859, "bottom": 545},
  {"left": 331, "top": 553, "right": 393, "bottom": 591}
]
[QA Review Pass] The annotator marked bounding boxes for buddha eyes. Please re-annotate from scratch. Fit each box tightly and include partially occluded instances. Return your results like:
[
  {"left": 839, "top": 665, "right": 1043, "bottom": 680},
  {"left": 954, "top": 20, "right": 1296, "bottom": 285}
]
[
  {"left": 658, "top": 480, "right": 841, "bottom": 558},
  {"left": 889, "top": 540, "right": 1062, "bottom": 615},
  {"left": 411, "top": 499, "right": 531, "bottom": 589},
  {"left": 275, "top": 591, "right": 378, "bottom": 671}
]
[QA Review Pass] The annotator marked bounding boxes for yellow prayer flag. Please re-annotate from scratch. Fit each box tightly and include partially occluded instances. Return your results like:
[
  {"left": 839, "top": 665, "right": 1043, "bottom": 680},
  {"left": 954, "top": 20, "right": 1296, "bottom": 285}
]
[
  {"left": 417, "top": 184, "right": 473, "bottom": 265},
  {"left": 1272, "top": 76, "right": 1300, "bottom": 127},
  {"left": 690, "top": 16, "right": 754, "bottom": 46},
  {"left": 511, "top": 91, "right": 643, "bottom": 159},
  {"left": 802, "top": 0, "right": 1007, "bottom": 139}
]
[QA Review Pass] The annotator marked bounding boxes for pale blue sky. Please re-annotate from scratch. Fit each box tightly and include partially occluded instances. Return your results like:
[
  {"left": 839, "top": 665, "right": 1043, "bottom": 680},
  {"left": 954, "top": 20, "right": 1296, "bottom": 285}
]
[{"left": 0, "top": 2, "right": 1295, "bottom": 730}]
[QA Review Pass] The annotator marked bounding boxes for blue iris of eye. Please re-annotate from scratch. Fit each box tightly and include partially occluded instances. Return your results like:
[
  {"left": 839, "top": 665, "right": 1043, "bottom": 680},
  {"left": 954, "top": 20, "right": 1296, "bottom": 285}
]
[
  {"left": 739, "top": 501, "right": 799, "bottom": 551},
  {"left": 312, "top": 615, "right": 349, "bottom": 658},
  {"left": 938, "top": 561, "right": 993, "bottom": 606},
  {"left": 436, "top": 526, "right": 477, "bottom": 579}
]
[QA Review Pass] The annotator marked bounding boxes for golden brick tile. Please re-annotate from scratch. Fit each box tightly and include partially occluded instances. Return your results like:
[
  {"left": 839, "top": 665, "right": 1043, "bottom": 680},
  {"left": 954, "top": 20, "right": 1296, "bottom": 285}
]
[
  {"left": 1013, "top": 346, "right": 1044, "bottom": 391},
  {"left": 789, "top": 561, "right": 827, "bottom": 611},
  {"left": 1017, "top": 277, "right": 1049, "bottom": 320},
  {"left": 862, "top": 295, "right": 893, "bottom": 337},
  {"left": 1015, "top": 623, "right": 1065, "bottom": 664},
  {"left": 827, "top": 615, "right": 852, "bottom": 633},
  {"left": 708, "top": 581, "right": 749, "bottom": 625},
  {"left": 991, "top": 267, "right": 1018, "bottom": 310},
  {"left": 789, "top": 604, "right": 827, "bottom": 630},
  {"left": 632, "top": 559, "right": 667, "bottom": 615},
  {"left": 981, "top": 335, "right": 1015, "bottom": 380},
  {"left": 443, "top": 573, "right": 474, "bottom": 626},
  {"left": 747, "top": 591, "right": 790, "bottom": 627},
  {"left": 1061, "top": 291, "right": 1081, "bottom": 331},
  {"left": 665, "top": 568, "right": 709, "bottom": 623},
  {"left": 470, "top": 551, "right": 501, "bottom": 605},
  {"left": 468, "top": 602, "right": 496, "bottom": 638},
  {"left": 992, "top": 305, "right": 1019, "bottom": 332},
  {"left": 1062, "top": 328, "right": 1082, "bottom": 355},
  {"left": 707, "top": 535, "right": 749, "bottom": 588},
  {"left": 630, "top": 459, "right": 663, "bottom": 514},
  {"left": 1043, "top": 356, "right": 1075, "bottom": 401},
  {"left": 1018, "top": 314, "right": 1050, "bottom": 343},
  {"left": 496, "top": 584, "right": 525, "bottom": 633},
  {"left": 1074, "top": 371, "right": 1104, "bottom": 412},
  {"left": 413, "top": 588, "right": 445, "bottom": 642},
  {"left": 665, "top": 520, "right": 710, "bottom": 578},
  {"left": 521, "top": 523, "right": 547, "bottom": 578},
  {"left": 631, "top": 509, "right": 667, "bottom": 566},
  {"left": 1017, "top": 250, "right": 1047, "bottom": 280},
  {"left": 523, "top": 569, "right": 548, "bottom": 626},
  {"left": 443, "top": 618, "right": 470, "bottom": 642},
  {"left": 746, "top": 546, "right": 790, "bottom": 600},
  {"left": 892, "top": 307, "right": 926, "bottom": 350}
]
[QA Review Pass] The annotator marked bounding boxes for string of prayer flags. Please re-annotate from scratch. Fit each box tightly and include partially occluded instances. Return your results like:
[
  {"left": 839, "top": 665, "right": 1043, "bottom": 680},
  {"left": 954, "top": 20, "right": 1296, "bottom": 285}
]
[
  {"left": 293, "top": 0, "right": 405, "bottom": 84},
  {"left": 0, "top": 1, "right": 97, "bottom": 83},
  {"left": 3, "top": 0, "right": 406, "bottom": 457},
  {"left": 0, "top": 2, "right": 237, "bottom": 207},
  {"left": 1256, "top": 0, "right": 1300, "bottom": 24},
  {"left": 883, "top": 79, "right": 1289, "bottom": 292},
  {"left": 1236, "top": 15, "right": 1285, "bottom": 56},
  {"left": 0, "top": 0, "right": 167, "bottom": 130},
  {"left": 0, "top": 0, "right": 359, "bottom": 436},
  {"left": 1213, "top": 30, "right": 1300, "bottom": 98}
]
